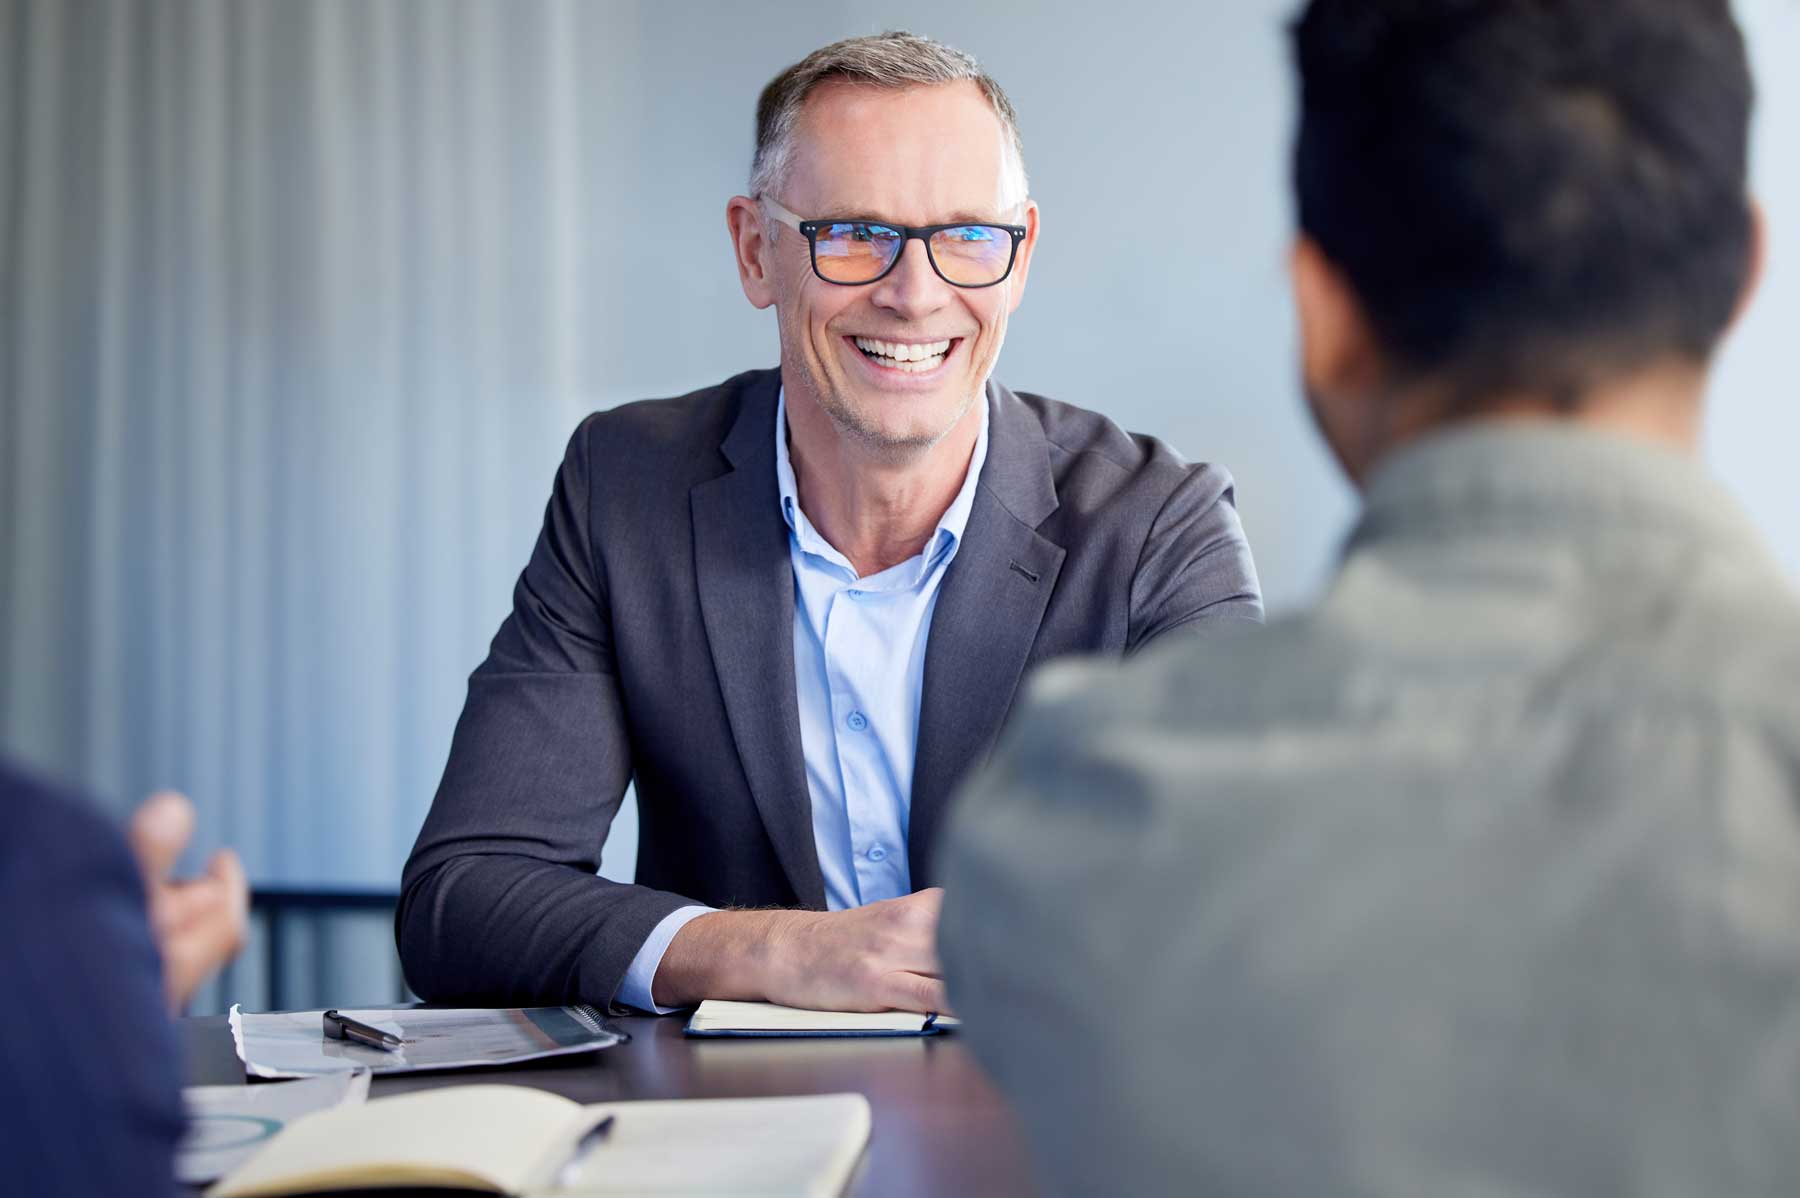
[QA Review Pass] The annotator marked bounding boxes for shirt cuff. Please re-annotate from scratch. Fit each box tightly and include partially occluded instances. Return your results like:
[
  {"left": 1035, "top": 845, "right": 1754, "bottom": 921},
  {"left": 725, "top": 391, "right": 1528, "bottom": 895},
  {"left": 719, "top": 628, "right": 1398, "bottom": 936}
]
[{"left": 615, "top": 904, "right": 715, "bottom": 1014}]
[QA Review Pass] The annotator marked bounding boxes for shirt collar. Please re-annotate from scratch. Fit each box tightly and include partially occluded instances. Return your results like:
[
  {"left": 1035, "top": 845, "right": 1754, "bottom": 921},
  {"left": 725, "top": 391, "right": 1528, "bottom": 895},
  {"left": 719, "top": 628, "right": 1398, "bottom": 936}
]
[
  {"left": 775, "top": 385, "right": 990, "bottom": 576},
  {"left": 1350, "top": 421, "right": 1778, "bottom": 576}
]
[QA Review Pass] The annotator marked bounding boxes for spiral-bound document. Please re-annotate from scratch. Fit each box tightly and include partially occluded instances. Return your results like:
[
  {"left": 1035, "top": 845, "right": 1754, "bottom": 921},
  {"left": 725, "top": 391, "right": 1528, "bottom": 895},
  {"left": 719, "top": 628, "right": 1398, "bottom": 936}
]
[{"left": 230, "top": 1004, "right": 623, "bottom": 1078}]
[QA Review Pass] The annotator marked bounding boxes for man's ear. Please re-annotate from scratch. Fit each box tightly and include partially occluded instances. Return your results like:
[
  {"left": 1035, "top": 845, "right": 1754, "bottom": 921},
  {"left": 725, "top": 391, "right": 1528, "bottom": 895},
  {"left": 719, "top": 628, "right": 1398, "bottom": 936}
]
[
  {"left": 1291, "top": 235, "right": 1382, "bottom": 401},
  {"left": 727, "top": 196, "right": 778, "bottom": 310},
  {"left": 1727, "top": 198, "right": 1767, "bottom": 336},
  {"left": 1292, "top": 235, "right": 1392, "bottom": 486},
  {"left": 1002, "top": 200, "right": 1041, "bottom": 315}
]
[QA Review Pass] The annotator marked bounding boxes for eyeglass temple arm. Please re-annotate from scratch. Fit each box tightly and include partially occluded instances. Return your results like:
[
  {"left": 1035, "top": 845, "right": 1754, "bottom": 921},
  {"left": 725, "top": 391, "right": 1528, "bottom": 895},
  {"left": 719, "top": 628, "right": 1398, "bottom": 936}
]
[{"left": 758, "top": 196, "right": 807, "bottom": 232}]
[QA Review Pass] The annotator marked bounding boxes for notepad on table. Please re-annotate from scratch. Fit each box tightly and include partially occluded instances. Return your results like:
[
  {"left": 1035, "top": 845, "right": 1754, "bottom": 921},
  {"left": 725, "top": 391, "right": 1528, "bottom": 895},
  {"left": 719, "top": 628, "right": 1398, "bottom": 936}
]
[
  {"left": 206, "top": 1084, "right": 871, "bottom": 1198},
  {"left": 686, "top": 998, "right": 960, "bottom": 1037}
]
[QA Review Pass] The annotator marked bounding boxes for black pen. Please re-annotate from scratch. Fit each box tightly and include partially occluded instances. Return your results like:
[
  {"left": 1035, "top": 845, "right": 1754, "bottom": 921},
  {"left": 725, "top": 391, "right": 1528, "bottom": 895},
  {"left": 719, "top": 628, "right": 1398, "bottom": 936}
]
[
  {"left": 556, "top": 1114, "right": 617, "bottom": 1187},
  {"left": 322, "top": 1009, "right": 405, "bottom": 1052}
]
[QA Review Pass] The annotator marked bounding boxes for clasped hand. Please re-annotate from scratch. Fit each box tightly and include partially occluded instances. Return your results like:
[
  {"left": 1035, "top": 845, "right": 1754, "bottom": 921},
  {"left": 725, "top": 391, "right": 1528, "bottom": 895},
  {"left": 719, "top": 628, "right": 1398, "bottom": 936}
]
[{"left": 654, "top": 887, "right": 951, "bottom": 1014}]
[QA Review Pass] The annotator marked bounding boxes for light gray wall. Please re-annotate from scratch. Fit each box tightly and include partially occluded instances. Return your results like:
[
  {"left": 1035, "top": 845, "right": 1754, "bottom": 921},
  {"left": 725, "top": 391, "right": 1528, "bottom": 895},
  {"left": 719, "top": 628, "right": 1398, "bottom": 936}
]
[
  {"left": 3, "top": 0, "right": 1796, "bottom": 903},
  {"left": 1712, "top": 0, "right": 1800, "bottom": 553}
]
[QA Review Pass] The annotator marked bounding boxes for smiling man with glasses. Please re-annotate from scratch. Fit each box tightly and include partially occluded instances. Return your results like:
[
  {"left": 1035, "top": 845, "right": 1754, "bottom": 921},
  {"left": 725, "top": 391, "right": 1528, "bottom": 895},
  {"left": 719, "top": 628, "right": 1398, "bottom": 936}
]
[{"left": 398, "top": 31, "right": 1262, "bottom": 1017}]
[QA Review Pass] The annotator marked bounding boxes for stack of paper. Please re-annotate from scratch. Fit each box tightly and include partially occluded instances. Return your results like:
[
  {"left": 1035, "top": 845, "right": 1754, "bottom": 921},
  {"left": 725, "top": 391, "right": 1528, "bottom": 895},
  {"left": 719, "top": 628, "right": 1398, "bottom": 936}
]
[{"left": 178, "top": 1071, "right": 370, "bottom": 1185}]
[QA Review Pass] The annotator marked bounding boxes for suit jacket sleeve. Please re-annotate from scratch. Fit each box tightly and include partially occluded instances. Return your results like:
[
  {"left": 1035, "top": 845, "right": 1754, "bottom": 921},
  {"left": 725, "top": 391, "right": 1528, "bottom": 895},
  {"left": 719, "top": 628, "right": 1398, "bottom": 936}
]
[
  {"left": 397, "top": 419, "right": 699, "bottom": 1009},
  {"left": 1128, "top": 460, "right": 1263, "bottom": 650},
  {"left": 1, "top": 765, "right": 184, "bottom": 1198}
]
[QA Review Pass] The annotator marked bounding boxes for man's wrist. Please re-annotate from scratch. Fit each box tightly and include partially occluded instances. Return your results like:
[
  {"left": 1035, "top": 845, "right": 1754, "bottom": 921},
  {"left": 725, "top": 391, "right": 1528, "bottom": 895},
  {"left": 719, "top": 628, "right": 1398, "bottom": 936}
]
[
  {"left": 653, "top": 908, "right": 806, "bottom": 1008},
  {"left": 618, "top": 905, "right": 714, "bottom": 1013},
  {"left": 747, "top": 908, "right": 812, "bottom": 999}
]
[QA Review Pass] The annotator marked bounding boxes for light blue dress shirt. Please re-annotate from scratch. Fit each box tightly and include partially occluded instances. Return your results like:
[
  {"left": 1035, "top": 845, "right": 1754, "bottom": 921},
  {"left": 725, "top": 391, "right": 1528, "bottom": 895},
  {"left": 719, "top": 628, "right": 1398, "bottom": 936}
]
[{"left": 615, "top": 388, "right": 989, "bottom": 1012}]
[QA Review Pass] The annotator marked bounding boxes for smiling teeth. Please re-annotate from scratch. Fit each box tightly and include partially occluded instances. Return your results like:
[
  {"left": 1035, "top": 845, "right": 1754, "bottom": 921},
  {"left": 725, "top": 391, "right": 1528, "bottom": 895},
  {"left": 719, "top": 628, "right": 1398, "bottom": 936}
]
[{"left": 855, "top": 336, "right": 952, "bottom": 370}]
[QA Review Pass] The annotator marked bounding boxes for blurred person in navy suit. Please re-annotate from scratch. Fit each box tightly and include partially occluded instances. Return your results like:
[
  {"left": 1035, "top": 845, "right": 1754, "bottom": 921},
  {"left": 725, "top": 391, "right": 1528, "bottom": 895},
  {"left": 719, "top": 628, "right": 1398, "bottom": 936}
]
[{"left": 1, "top": 759, "right": 247, "bottom": 1196}]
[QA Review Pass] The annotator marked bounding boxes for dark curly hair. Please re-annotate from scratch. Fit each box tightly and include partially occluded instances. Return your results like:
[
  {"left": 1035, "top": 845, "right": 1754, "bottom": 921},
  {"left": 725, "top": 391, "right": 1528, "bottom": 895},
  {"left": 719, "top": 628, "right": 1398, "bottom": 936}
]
[{"left": 1292, "top": 0, "right": 1755, "bottom": 403}]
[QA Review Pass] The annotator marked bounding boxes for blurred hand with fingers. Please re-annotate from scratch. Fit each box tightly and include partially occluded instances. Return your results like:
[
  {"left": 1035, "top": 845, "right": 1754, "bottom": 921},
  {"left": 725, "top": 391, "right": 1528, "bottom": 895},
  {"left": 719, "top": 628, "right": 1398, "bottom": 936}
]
[{"left": 127, "top": 790, "right": 249, "bottom": 1012}]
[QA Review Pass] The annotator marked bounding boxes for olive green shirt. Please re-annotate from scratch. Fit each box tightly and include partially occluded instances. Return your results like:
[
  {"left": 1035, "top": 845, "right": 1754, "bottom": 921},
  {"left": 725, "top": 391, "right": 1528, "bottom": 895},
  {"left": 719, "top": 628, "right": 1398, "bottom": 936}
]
[{"left": 940, "top": 424, "right": 1800, "bottom": 1197}]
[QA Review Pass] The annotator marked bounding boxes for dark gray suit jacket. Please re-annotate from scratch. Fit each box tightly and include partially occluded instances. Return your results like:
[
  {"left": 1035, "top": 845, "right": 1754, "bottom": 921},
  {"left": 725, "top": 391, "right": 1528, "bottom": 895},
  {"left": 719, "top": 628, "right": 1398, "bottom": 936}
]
[{"left": 398, "top": 368, "right": 1261, "bottom": 1008}]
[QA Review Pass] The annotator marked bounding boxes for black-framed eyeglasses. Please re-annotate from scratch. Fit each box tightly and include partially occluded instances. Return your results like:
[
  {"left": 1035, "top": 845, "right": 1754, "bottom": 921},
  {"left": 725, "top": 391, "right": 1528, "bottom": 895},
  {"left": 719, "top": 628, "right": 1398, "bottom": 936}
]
[{"left": 761, "top": 196, "right": 1027, "bottom": 289}]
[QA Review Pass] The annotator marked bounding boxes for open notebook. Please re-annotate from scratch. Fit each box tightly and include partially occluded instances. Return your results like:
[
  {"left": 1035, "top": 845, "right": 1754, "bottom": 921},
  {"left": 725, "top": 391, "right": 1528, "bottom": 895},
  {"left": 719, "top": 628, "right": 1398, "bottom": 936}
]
[
  {"left": 686, "top": 999, "right": 961, "bottom": 1037},
  {"left": 206, "top": 1085, "right": 871, "bottom": 1197}
]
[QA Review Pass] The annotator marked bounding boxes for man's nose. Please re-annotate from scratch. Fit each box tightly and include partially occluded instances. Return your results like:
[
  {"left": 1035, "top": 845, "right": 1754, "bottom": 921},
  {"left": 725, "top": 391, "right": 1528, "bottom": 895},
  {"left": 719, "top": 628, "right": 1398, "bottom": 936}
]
[{"left": 868, "top": 237, "right": 949, "bottom": 319}]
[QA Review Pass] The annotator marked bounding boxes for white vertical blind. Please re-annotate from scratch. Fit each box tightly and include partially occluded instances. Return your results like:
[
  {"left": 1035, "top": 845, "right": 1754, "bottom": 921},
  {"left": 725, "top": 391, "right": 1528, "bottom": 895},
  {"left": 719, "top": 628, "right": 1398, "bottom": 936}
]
[{"left": 1, "top": 0, "right": 652, "bottom": 883}]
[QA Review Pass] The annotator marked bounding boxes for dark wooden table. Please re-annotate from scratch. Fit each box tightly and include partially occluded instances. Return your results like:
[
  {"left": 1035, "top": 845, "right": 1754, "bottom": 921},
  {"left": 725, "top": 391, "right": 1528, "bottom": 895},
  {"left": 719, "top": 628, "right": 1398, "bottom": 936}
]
[{"left": 183, "top": 1010, "right": 1036, "bottom": 1196}]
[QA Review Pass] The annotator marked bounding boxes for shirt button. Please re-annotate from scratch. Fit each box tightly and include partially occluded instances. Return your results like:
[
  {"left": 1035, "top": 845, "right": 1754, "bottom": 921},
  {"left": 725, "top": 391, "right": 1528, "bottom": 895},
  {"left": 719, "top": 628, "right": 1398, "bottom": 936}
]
[
  {"left": 847, "top": 589, "right": 864, "bottom": 600},
  {"left": 846, "top": 711, "right": 869, "bottom": 732},
  {"left": 867, "top": 845, "right": 888, "bottom": 862}
]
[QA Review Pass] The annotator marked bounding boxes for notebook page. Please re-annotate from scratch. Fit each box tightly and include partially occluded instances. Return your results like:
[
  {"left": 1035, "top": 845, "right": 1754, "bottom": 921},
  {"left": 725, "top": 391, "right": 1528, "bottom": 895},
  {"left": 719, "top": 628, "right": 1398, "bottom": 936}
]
[
  {"left": 209, "top": 1084, "right": 590, "bottom": 1198},
  {"left": 539, "top": 1094, "right": 872, "bottom": 1197}
]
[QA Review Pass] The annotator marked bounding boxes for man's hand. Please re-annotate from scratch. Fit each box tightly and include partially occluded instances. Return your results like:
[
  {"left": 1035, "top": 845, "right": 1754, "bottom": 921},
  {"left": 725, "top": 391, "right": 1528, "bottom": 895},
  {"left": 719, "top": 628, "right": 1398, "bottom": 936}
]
[
  {"left": 652, "top": 888, "right": 950, "bottom": 1014},
  {"left": 126, "top": 791, "right": 249, "bottom": 1013}
]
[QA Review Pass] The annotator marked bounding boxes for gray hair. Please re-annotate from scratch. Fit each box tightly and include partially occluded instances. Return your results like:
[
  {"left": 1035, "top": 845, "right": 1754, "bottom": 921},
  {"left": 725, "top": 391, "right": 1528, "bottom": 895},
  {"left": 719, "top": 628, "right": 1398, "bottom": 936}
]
[{"left": 749, "top": 31, "right": 1029, "bottom": 205}]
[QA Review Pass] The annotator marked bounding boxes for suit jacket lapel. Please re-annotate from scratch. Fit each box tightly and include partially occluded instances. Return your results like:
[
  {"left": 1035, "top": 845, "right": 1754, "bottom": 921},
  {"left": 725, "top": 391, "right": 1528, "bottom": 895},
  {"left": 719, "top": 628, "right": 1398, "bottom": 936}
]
[
  {"left": 691, "top": 373, "right": 827, "bottom": 909},
  {"left": 909, "top": 383, "right": 1066, "bottom": 886}
]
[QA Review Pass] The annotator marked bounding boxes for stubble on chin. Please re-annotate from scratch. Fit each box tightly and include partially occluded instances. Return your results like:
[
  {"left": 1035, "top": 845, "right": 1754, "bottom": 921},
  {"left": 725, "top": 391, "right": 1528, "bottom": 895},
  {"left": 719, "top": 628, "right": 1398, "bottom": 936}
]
[
  {"left": 817, "top": 382, "right": 980, "bottom": 465},
  {"left": 789, "top": 342, "right": 981, "bottom": 463}
]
